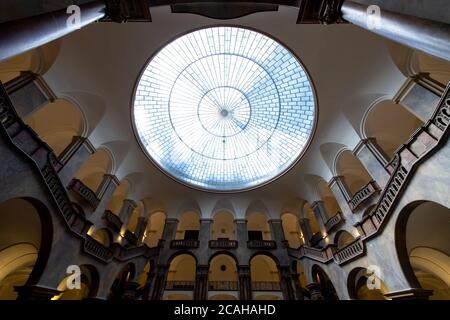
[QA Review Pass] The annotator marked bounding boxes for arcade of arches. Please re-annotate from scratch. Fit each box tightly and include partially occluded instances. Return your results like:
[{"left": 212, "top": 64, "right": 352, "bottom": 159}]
[{"left": 0, "top": 0, "right": 449, "bottom": 301}]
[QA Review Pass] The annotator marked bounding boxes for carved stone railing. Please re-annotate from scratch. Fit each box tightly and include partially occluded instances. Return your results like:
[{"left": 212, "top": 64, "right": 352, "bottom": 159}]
[
  {"left": 102, "top": 210, "right": 123, "bottom": 232},
  {"left": 348, "top": 180, "right": 379, "bottom": 211},
  {"left": 170, "top": 239, "right": 199, "bottom": 249},
  {"left": 123, "top": 229, "right": 138, "bottom": 245},
  {"left": 208, "top": 281, "right": 238, "bottom": 291},
  {"left": 0, "top": 83, "right": 158, "bottom": 267},
  {"left": 355, "top": 84, "right": 450, "bottom": 239},
  {"left": 165, "top": 281, "right": 195, "bottom": 290},
  {"left": 0, "top": 83, "right": 85, "bottom": 230},
  {"left": 68, "top": 178, "right": 100, "bottom": 209},
  {"left": 251, "top": 281, "right": 281, "bottom": 291},
  {"left": 209, "top": 239, "right": 238, "bottom": 249},
  {"left": 83, "top": 236, "right": 113, "bottom": 263},
  {"left": 325, "top": 212, "right": 344, "bottom": 232},
  {"left": 333, "top": 238, "right": 365, "bottom": 265},
  {"left": 287, "top": 245, "right": 335, "bottom": 263},
  {"left": 247, "top": 239, "right": 277, "bottom": 249}
]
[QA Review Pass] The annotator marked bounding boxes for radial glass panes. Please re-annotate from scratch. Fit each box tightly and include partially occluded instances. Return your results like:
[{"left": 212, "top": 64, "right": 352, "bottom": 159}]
[{"left": 133, "top": 27, "right": 316, "bottom": 192}]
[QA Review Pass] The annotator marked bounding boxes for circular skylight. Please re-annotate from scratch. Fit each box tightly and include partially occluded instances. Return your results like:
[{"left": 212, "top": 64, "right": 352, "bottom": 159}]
[{"left": 133, "top": 27, "right": 316, "bottom": 192}]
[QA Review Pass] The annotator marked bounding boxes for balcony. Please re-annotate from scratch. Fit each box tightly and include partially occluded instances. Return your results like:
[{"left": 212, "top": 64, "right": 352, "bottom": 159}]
[
  {"left": 325, "top": 212, "right": 344, "bottom": 232},
  {"left": 247, "top": 239, "right": 277, "bottom": 249},
  {"left": 348, "top": 180, "right": 379, "bottom": 211},
  {"left": 170, "top": 239, "right": 199, "bottom": 249},
  {"left": 165, "top": 281, "right": 195, "bottom": 290},
  {"left": 251, "top": 281, "right": 281, "bottom": 291},
  {"left": 209, "top": 239, "right": 238, "bottom": 249},
  {"left": 83, "top": 236, "right": 113, "bottom": 263},
  {"left": 333, "top": 238, "right": 365, "bottom": 265},
  {"left": 208, "top": 281, "right": 238, "bottom": 291},
  {"left": 102, "top": 210, "right": 123, "bottom": 232},
  {"left": 68, "top": 178, "right": 100, "bottom": 209}
]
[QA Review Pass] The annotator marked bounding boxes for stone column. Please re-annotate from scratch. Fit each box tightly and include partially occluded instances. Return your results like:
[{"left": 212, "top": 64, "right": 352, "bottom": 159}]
[
  {"left": 92, "top": 174, "right": 120, "bottom": 221},
  {"left": 198, "top": 218, "right": 212, "bottom": 257},
  {"left": 354, "top": 139, "right": 390, "bottom": 189},
  {"left": 329, "top": 177, "right": 353, "bottom": 217},
  {"left": 160, "top": 218, "right": 179, "bottom": 248},
  {"left": 298, "top": 218, "right": 313, "bottom": 246},
  {"left": 268, "top": 219, "right": 285, "bottom": 243},
  {"left": 119, "top": 199, "right": 137, "bottom": 227},
  {"left": 278, "top": 266, "right": 296, "bottom": 300},
  {"left": 234, "top": 218, "right": 247, "bottom": 243},
  {"left": 340, "top": 0, "right": 450, "bottom": 62},
  {"left": 0, "top": 1, "right": 106, "bottom": 62},
  {"left": 150, "top": 265, "right": 168, "bottom": 301},
  {"left": 306, "top": 283, "right": 324, "bottom": 300},
  {"left": 58, "top": 136, "right": 95, "bottom": 186},
  {"left": 193, "top": 265, "right": 209, "bottom": 300},
  {"left": 134, "top": 217, "right": 148, "bottom": 244},
  {"left": 3, "top": 72, "right": 56, "bottom": 118},
  {"left": 290, "top": 271, "right": 304, "bottom": 300},
  {"left": 311, "top": 201, "right": 328, "bottom": 233},
  {"left": 238, "top": 266, "right": 252, "bottom": 300}
]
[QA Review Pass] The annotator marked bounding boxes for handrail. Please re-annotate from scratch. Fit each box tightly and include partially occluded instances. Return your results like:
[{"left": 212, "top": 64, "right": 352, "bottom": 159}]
[
  {"left": 209, "top": 239, "right": 238, "bottom": 249},
  {"left": 251, "top": 281, "right": 281, "bottom": 291},
  {"left": 333, "top": 238, "right": 365, "bottom": 265},
  {"left": 208, "top": 281, "right": 239, "bottom": 291},
  {"left": 165, "top": 281, "right": 195, "bottom": 290},
  {"left": 348, "top": 180, "right": 379, "bottom": 211},
  {"left": 102, "top": 210, "right": 123, "bottom": 231},
  {"left": 170, "top": 239, "right": 200, "bottom": 249},
  {"left": 247, "top": 239, "right": 277, "bottom": 249},
  {"left": 325, "top": 212, "right": 343, "bottom": 232},
  {"left": 68, "top": 178, "right": 100, "bottom": 208}
]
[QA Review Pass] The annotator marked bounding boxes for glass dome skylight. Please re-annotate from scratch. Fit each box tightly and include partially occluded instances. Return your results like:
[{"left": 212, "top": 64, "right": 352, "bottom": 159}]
[{"left": 133, "top": 27, "right": 316, "bottom": 192}]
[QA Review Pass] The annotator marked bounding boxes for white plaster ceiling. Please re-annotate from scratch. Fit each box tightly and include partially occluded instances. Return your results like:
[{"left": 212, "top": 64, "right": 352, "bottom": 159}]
[{"left": 43, "top": 5, "right": 406, "bottom": 217}]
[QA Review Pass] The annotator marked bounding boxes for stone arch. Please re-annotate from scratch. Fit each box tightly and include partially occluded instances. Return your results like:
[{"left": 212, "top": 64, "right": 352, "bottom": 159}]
[
  {"left": 335, "top": 149, "right": 373, "bottom": 196},
  {"left": 143, "top": 211, "right": 166, "bottom": 248},
  {"left": 0, "top": 40, "right": 61, "bottom": 83},
  {"left": 0, "top": 197, "right": 52, "bottom": 300},
  {"left": 362, "top": 99, "right": 423, "bottom": 160},
  {"left": 106, "top": 179, "right": 131, "bottom": 215},
  {"left": 311, "top": 264, "right": 339, "bottom": 300},
  {"left": 211, "top": 211, "right": 235, "bottom": 241},
  {"left": 175, "top": 210, "right": 200, "bottom": 240},
  {"left": 74, "top": 148, "right": 113, "bottom": 193},
  {"left": 347, "top": 267, "right": 389, "bottom": 300},
  {"left": 108, "top": 263, "right": 137, "bottom": 300},
  {"left": 211, "top": 199, "right": 236, "bottom": 218},
  {"left": 395, "top": 200, "right": 450, "bottom": 299},
  {"left": 25, "top": 98, "right": 86, "bottom": 156},
  {"left": 246, "top": 211, "right": 272, "bottom": 241},
  {"left": 208, "top": 253, "right": 238, "bottom": 287},
  {"left": 280, "top": 212, "right": 304, "bottom": 249},
  {"left": 52, "top": 264, "right": 100, "bottom": 300}
]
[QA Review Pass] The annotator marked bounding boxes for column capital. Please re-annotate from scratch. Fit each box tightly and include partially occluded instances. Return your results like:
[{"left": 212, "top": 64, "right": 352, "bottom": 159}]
[
  {"left": 297, "top": 0, "right": 346, "bottom": 25},
  {"left": 164, "top": 218, "right": 179, "bottom": 224},
  {"left": 267, "top": 219, "right": 282, "bottom": 224},
  {"left": 200, "top": 218, "right": 213, "bottom": 223},
  {"left": 234, "top": 219, "right": 248, "bottom": 224}
]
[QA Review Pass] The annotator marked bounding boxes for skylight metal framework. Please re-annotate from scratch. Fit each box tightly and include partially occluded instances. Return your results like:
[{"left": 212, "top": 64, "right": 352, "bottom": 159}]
[{"left": 133, "top": 27, "right": 316, "bottom": 192}]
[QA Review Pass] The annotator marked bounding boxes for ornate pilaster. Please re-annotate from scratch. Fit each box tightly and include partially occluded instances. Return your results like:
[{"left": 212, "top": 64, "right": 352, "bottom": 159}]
[
  {"left": 238, "top": 266, "right": 252, "bottom": 300},
  {"left": 150, "top": 265, "right": 168, "bottom": 300},
  {"left": 193, "top": 265, "right": 209, "bottom": 300},
  {"left": 278, "top": 266, "right": 296, "bottom": 300},
  {"left": 268, "top": 219, "right": 285, "bottom": 243},
  {"left": 119, "top": 199, "right": 137, "bottom": 226},
  {"left": 306, "top": 282, "right": 324, "bottom": 300}
]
